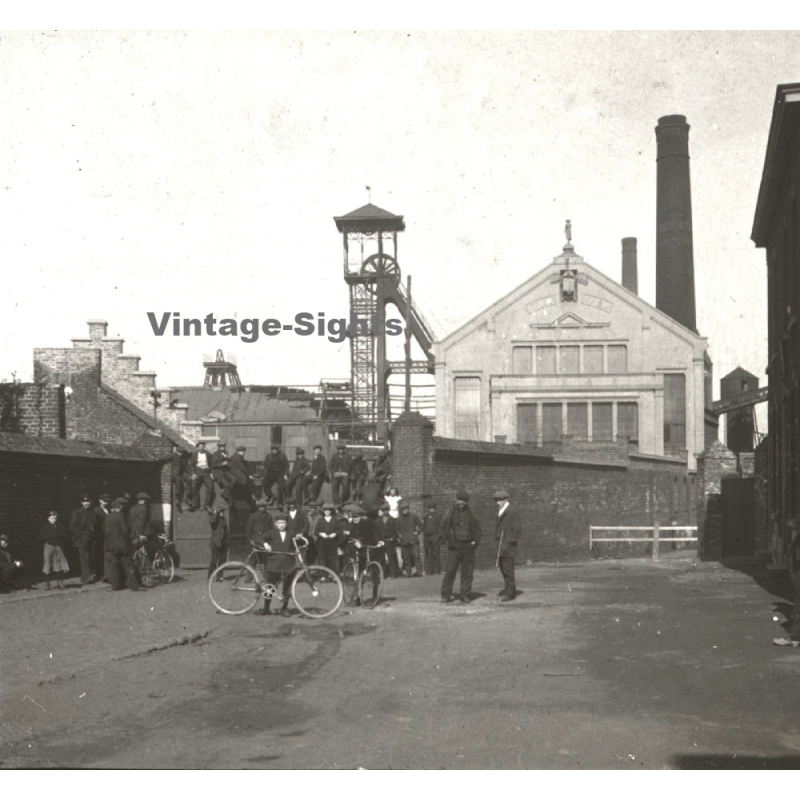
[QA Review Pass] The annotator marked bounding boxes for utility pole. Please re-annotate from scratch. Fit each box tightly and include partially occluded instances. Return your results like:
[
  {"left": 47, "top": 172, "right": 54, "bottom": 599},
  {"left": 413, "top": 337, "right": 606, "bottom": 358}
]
[{"left": 405, "top": 275, "right": 412, "bottom": 414}]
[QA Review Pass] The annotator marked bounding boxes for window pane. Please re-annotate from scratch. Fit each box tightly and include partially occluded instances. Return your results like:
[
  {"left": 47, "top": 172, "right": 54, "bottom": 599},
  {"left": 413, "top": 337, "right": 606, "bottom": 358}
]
[
  {"left": 663, "top": 373, "right": 686, "bottom": 450},
  {"left": 567, "top": 403, "right": 588, "bottom": 439},
  {"left": 559, "top": 345, "right": 580, "bottom": 374},
  {"left": 608, "top": 345, "right": 627, "bottom": 373},
  {"left": 454, "top": 377, "right": 481, "bottom": 439},
  {"left": 592, "top": 402, "right": 613, "bottom": 441},
  {"left": 517, "top": 404, "right": 538, "bottom": 444},
  {"left": 584, "top": 345, "right": 603, "bottom": 374},
  {"left": 542, "top": 403, "right": 562, "bottom": 441},
  {"left": 512, "top": 346, "right": 532, "bottom": 374},
  {"left": 618, "top": 402, "right": 639, "bottom": 448},
  {"left": 536, "top": 346, "right": 556, "bottom": 374}
]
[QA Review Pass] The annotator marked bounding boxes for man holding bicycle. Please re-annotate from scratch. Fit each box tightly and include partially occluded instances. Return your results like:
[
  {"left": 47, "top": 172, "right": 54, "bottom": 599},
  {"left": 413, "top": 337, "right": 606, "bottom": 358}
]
[
  {"left": 251, "top": 512, "right": 300, "bottom": 617},
  {"left": 343, "top": 505, "right": 382, "bottom": 568}
]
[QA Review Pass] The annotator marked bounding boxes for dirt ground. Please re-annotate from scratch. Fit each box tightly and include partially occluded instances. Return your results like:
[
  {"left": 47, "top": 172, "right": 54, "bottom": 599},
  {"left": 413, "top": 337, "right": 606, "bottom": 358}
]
[{"left": 2, "top": 553, "right": 800, "bottom": 769}]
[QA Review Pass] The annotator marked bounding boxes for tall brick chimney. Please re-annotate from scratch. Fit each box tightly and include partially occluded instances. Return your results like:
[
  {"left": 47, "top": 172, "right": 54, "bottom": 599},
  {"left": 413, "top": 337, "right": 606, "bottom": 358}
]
[
  {"left": 621, "top": 237, "right": 638, "bottom": 294},
  {"left": 655, "top": 114, "right": 697, "bottom": 332}
]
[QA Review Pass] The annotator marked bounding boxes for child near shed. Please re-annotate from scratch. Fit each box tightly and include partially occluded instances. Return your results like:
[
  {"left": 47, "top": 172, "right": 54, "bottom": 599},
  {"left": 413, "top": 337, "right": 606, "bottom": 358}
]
[{"left": 39, "top": 510, "right": 70, "bottom": 590}]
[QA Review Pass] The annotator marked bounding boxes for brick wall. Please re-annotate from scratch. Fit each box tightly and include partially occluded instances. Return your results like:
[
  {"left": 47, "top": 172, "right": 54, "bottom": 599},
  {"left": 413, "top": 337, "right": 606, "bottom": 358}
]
[
  {"left": 696, "top": 440, "right": 738, "bottom": 560},
  {"left": 393, "top": 418, "right": 694, "bottom": 568},
  {"left": 0, "top": 451, "right": 164, "bottom": 583}
]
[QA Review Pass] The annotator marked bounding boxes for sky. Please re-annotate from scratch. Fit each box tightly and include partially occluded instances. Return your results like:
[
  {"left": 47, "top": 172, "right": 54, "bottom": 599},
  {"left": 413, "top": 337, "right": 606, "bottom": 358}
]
[{"left": 1, "top": 30, "right": 796, "bottom": 428}]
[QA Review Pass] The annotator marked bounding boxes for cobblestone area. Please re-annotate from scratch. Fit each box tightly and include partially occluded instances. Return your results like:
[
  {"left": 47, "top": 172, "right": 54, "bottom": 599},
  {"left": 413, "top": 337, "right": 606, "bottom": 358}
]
[{"left": 0, "top": 571, "right": 214, "bottom": 690}]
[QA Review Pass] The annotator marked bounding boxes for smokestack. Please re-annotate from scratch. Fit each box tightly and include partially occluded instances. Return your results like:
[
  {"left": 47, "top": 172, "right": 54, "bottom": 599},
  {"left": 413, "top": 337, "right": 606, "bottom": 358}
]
[
  {"left": 655, "top": 114, "right": 697, "bottom": 332},
  {"left": 621, "top": 237, "right": 638, "bottom": 294}
]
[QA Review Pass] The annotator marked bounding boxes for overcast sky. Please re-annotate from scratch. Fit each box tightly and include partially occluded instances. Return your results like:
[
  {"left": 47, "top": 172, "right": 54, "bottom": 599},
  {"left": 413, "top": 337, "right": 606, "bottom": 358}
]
[{"left": 1, "top": 30, "right": 795, "bottom": 424}]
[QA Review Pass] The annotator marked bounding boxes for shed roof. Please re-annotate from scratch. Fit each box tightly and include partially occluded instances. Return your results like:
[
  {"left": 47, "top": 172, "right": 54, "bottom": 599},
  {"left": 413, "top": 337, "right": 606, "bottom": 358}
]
[
  {"left": 334, "top": 203, "right": 406, "bottom": 233},
  {"left": 0, "top": 432, "right": 165, "bottom": 462},
  {"left": 168, "top": 387, "right": 320, "bottom": 424}
]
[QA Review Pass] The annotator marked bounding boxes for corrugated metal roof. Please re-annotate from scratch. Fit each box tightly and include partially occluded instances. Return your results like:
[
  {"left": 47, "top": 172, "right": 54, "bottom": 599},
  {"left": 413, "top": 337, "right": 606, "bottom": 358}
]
[
  {"left": 169, "top": 387, "right": 319, "bottom": 423},
  {"left": 335, "top": 203, "right": 402, "bottom": 220},
  {"left": 0, "top": 432, "right": 164, "bottom": 462}
]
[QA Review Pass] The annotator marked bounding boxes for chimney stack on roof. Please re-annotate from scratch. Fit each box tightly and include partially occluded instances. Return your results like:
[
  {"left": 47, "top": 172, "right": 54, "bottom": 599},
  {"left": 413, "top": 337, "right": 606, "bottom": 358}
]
[
  {"left": 655, "top": 114, "right": 697, "bottom": 333},
  {"left": 621, "top": 237, "right": 638, "bottom": 294}
]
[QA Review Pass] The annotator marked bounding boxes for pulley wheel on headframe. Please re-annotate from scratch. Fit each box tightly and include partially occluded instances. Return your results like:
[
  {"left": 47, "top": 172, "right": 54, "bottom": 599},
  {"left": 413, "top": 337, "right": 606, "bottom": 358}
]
[{"left": 361, "top": 253, "right": 400, "bottom": 277}]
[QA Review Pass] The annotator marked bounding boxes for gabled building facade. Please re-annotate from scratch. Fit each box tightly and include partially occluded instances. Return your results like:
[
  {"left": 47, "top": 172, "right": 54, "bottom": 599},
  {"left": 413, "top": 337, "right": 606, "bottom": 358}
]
[{"left": 433, "top": 240, "right": 710, "bottom": 469}]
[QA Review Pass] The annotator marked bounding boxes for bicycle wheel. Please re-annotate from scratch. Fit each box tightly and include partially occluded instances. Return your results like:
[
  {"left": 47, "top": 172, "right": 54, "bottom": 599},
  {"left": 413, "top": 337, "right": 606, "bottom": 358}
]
[
  {"left": 133, "top": 549, "right": 158, "bottom": 587},
  {"left": 208, "top": 562, "right": 262, "bottom": 615},
  {"left": 153, "top": 549, "right": 175, "bottom": 584},
  {"left": 358, "top": 561, "right": 383, "bottom": 609},
  {"left": 291, "top": 566, "right": 343, "bottom": 619},
  {"left": 341, "top": 559, "right": 359, "bottom": 606}
]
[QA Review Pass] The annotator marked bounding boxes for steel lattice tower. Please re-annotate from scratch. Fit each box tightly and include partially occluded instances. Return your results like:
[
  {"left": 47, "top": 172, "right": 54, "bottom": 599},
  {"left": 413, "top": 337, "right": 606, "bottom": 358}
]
[{"left": 334, "top": 203, "right": 436, "bottom": 441}]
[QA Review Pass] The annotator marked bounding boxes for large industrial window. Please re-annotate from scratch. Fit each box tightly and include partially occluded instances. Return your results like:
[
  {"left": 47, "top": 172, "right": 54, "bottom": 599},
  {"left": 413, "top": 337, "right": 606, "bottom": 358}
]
[
  {"left": 584, "top": 345, "right": 603, "bottom": 374},
  {"left": 512, "top": 346, "right": 533, "bottom": 374},
  {"left": 608, "top": 345, "right": 628, "bottom": 373},
  {"left": 663, "top": 373, "right": 686, "bottom": 450},
  {"left": 567, "top": 402, "right": 588, "bottom": 439},
  {"left": 592, "top": 402, "right": 613, "bottom": 441},
  {"left": 559, "top": 346, "right": 580, "bottom": 374},
  {"left": 517, "top": 403, "right": 538, "bottom": 444},
  {"left": 536, "top": 346, "right": 556, "bottom": 374},
  {"left": 618, "top": 402, "right": 639, "bottom": 447},
  {"left": 454, "top": 377, "right": 481, "bottom": 439},
  {"left": 542, "top": 403, "right": 562, "bottom": 441}
]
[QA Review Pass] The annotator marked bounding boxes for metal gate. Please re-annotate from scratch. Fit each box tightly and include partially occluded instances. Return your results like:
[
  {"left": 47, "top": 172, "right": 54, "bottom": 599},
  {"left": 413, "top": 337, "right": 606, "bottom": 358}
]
[{"left": 721, "top": 476, "right": 755, "bottom": 558}]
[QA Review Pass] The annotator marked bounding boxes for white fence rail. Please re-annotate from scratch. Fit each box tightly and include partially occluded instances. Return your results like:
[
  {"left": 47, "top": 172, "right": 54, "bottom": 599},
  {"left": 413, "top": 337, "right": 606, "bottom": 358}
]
[{"left": 589, "top": 524, "right": 698, "bottom": 560}]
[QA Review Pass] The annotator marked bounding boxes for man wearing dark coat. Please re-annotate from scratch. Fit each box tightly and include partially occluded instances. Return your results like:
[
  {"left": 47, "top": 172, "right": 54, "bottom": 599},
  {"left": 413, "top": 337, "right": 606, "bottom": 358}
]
[
  {"left": 348, "top": 453, "right": 368, "bottom": 502},
  {"left": 262, "top": 445, "right": 290, "bottom": 507},
  {"left": 327, "top": 444, "right": 352, "bottom": 505},
  {"left": 69, "top": 494, "right": 97, "bottom": 585},
  {"left": 252, "top": 513, "right": 302, "bottom": 617},
  {"left": 342, "top": 505, "right": 381, "bottom": 571},
  {"left": 423, "top": 502, "right": 443, "bottom": 575},
  {"left": 171, "top": 446, "right": 190, "bottom": 511},
  {"left": 245, "top": 499, "right": 275, "bottom": 544},
  {"left": 105, "top": 498, "right": 143, "bottom": 591},
  {"left": 210, "top": 442, "right": 236, "bottom": 503},
  {"left": 207, "top": 507, "right": 229, "bottom": 579},
  {"left": 397, "top": 502, "right": 423, "bottom": 578},
  {"left": 440, "top": 489, "right": 482, "bottom": 604},
  {"left": 228, "top": 445, "right": 254, "bottom": 507},
  {"left": 493, "top": 490, "right": 522, "bottom": 601},
  {"left": 94, "top": 493, "right": 112, "bottom": 582},
  {"left": 314, "top": 503, "right": 341, "bottom": 573},
  {"left": 129, "top": 492, "right": 153, "bottom": 549},
  {"left": 301, "top": 445, "right": 327, "bottom": 503},
  {"left": 376, "top": 503, "right": 400, "bottom": 577},
  {"left": 286, "top": 448, "right": 311, "bottom": 504}
]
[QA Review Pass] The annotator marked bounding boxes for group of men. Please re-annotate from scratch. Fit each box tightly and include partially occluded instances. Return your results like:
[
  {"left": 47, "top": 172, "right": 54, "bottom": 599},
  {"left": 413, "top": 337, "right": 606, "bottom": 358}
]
[
  {"left": 220, "top": 484, "right": 522, "bottom": 615},
  {"left": 67, "top": 491, "right": 161, "bottom": 591},
  {"left": 173, "top": 441, "right": 392, "bottom": 513}
]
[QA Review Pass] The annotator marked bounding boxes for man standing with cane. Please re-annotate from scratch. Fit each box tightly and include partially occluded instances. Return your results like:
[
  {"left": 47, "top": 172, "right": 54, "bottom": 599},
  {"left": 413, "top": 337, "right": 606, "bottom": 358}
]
[{"left": 494, "top": 490, "right": 521, "bottom": 602}]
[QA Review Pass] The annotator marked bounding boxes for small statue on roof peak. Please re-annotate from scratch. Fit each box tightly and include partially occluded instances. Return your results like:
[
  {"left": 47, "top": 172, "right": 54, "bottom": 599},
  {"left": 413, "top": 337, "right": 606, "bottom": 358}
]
[{"left": 565, "top": 219, "right": 572, "bottom": 245}]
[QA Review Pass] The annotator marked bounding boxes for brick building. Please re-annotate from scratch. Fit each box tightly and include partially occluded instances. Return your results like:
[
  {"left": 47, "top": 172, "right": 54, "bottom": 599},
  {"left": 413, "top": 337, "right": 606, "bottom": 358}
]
[{"left": 751, "top": 82, "right": 800, "bottom": 566}]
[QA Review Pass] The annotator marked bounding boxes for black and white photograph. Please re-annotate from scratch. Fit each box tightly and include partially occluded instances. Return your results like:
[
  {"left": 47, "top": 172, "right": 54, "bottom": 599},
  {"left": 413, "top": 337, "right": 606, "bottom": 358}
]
[{"left": 1, "top": 28, "right": 799, "bottom": 774}]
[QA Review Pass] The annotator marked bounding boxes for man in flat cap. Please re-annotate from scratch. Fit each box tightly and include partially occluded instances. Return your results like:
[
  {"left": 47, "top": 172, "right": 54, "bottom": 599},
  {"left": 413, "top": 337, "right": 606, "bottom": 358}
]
[
  {"left": 377, "top": 502, "right": 400, "bottom": 578},
  {"left": 129, "top": 492, "right": 154, "bottom": 556},
  {"left": 397, "top": 501, "right": 423, "bottom": 578},
  {"left": 246, "top": 497, "right": 275, "bottom": 548},
  {"left": 262, "top": 444, "right": 289, "bottom": 507},
  {"left": 228, "top": 445, "right": 255, "bottom": 509},
  {"left": 494, "top": 490, "right": 521, "bottom": 601},
  {"left": 348, "top": 451, "right": 368, "bottom": 503},
  {"left": 105, "top": 498, "right": 144, "bottom": 591},
  {"left": 189, "top": 442, "right": 215, "bottom": 511},
  {"left": 94, "top": 493, "right": 113, "bottom": 582},
  {"left": 69, "top": 494, "right": 97, "bottom": 585},
  {"left": 301, "top": 445, "right": 327, "bottom": 505},
  {"left": 207, "top": 506, "right": 229, "bottom": 580},
  {"left": 286, "top": 447, "right": 311, "bottom": 505},
  {"left": 327, "top": 444, "right": 352, "bottom": 505},
  {"left": 440, "top": 489, "right": 482, "bottom": 604},
  {"left": 253, "top": 512, "right": 301, "bottom": 617},
  {"left": 423, "top": 502, "right": 442, "bottom": 575},
  {"left": 210, "top": 442, "right": 236, "bottom": 504}
]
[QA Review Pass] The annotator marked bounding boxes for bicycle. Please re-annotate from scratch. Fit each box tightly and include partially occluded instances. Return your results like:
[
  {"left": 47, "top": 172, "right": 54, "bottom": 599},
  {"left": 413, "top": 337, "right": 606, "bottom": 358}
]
[
  {"left": 340, "top": 540, "right": 384, "bottom": 609},
  {"left": 132, "top": 534, "right": 175, "bottom": 586},
  {"left": 208, "top": 535, "right": 343, "bottom": 619}
]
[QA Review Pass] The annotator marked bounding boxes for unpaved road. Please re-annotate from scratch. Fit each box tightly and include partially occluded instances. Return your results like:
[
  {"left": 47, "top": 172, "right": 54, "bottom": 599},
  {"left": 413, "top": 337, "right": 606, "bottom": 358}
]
[{"left": 2, "top": 556, "right": 800, "bottom": 769}]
